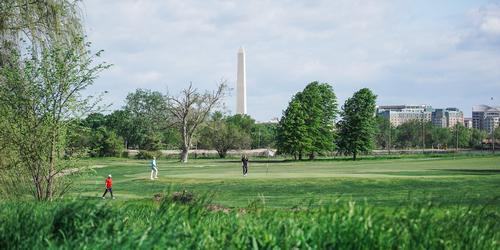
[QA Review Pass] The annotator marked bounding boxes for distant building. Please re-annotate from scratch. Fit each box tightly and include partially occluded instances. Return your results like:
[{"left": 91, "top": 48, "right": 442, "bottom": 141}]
[
  {"left": 464, "top": 118, "right": 473, "bottom": 128},
  {"left": 377, "top": 105, "right": 432, "bottom": 127},
  {"left": 472, "top": 105, "right": 500, "bottom": 133},
  {"left": 378, "top": 105, "right": 463, "bottom": 128},
  {"left": 444, "top": 107, "right": 464, "bottom": 128},
  {"left": 431, "top": 109, "right": 447, "bottom": 128}
]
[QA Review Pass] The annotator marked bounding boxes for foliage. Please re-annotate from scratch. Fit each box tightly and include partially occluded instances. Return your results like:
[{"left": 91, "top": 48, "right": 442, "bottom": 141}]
[
  {"left": 0, "top": 0, "right": 84, "bottom": 66},
  {"left": 88, "top": 127, "right": 123, "bottom": 157},
  {"left": 0, "top": 199, "right": 498, "bottom": 249},
  {"left": 277, "top": 99, "right": 310, "bottom": 159},
  {"left": 470, "top": 128, "right": 488, "bottom": 148},
  {"left": 277, "top": 82, "right": 337, "bottom": 159},
  {"left": 251, "top": 123, "right": 277, "bottom": 149},
  {"left": 337, "top": 88, "right": 377, "bottom": 160},
  {"left": 0, "top": 38, "right": 109, "bottom": 200},
  {"left": 296, "top": 82, "right": 338, "bottom": 158},
  {"left": 135, "top": 150, "right": 162, "bottom": 160},
  {"left": 375, "top": 116, "right": 394, "bottom": 150},
  {"left": 198, "top": 113, "right": 251, "bottom": 158},
  {"left": 167, "top": 81, "right": 227, "bottom": 162},
  {"left": 430, "top": 126, "right": 452, "bottom": 149},
  {"left": 124, "top": 89, "right": 169, "bottom": 149}
]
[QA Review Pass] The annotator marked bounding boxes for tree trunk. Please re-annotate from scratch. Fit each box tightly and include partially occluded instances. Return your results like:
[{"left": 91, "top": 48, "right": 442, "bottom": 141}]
[
  {"left": 308, "top": 153, "right": 315, "bottom": 160},
  {"left": 181, "top": 147, "right": 189, "bottom": 163},
  {"left": 217, "top": 149, "right": 227, "bottom": 158},
  {"left": 180, "top": 120, "right": 189, "bottom": 163},
  {"left": 353, "top": 152, "right": 357, "bottom": 161}
]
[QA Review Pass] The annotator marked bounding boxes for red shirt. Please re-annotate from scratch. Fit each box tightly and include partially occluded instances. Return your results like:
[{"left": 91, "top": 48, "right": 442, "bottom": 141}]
[{"left": 105, "top": 178, "right": 112, "bottom": 188}]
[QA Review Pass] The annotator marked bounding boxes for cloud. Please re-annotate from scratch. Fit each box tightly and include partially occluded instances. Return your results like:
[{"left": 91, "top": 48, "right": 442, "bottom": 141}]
[{"left": 82, "top": 0, "right": 500, "bottom": 120}]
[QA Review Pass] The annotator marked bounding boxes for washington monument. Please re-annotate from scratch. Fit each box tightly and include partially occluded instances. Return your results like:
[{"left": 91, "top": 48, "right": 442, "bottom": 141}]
[{"left": 236, "top": 47, "right": 247, "bottom": 114}]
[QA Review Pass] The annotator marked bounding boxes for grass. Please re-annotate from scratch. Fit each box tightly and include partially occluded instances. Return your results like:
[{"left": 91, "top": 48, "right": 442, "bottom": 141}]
[
  {"left": 2, "top": 154, "right": 500, "bottom": 249},
  {"left": 1, "top": 197, "right": 499, "bottom": 249},
  {"left": 69, "top": 155, "right": 500, "bottom": 208}
]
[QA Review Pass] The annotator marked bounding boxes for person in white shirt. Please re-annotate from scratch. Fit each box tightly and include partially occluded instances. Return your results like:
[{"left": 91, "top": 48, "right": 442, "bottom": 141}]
[{"left": 150, "top": 156, "right": 158, "bottom": 180}]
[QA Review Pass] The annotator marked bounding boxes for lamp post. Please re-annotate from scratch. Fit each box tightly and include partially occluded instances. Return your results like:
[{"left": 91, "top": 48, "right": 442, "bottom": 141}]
[
  {"left": 421, "top": 110, "right": 425, "bottom": 154},
  {"left": 492, "top": 122, "right": 495, "bottom": 154},
  {"left": 388, "top": 123, "right": 392, "bottom": 155}
]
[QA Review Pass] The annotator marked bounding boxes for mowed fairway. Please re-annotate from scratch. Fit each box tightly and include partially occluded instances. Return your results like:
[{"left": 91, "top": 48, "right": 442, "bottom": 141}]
[{"left": 70, "top": 155, "right": 500, "bottom": 208}]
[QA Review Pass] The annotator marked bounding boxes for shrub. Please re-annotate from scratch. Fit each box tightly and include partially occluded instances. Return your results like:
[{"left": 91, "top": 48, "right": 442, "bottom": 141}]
[
  {"left": 121, "top": 150, "right": 129, "bottom": 158},
  {"left": 135, "top": 150, "right": 162, "bottom": 159},
  {"left": 171, "top": 190, "right": 195, "bottom": 204}
]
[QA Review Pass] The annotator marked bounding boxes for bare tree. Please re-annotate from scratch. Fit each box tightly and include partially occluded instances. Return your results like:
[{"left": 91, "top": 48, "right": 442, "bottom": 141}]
[{"left": 167, "top": 81, "right": 227, "bottom": 163}]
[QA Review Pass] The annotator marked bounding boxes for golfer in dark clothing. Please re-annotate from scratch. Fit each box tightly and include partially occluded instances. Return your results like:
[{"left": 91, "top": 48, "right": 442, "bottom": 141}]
[{"left": 241, "top": 155, "right": 249, "bottom": 176}]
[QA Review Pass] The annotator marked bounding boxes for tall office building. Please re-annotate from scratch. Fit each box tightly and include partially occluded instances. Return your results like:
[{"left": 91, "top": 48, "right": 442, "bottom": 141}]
[
  {"left": 377, "top": 105, "right": 433, "bottom": 126},
  {"left": 378, "top": 105, "right": 464, "bottom": 128},
  {"left": 473, "top": 105, "right": 500, "bottom": 133}
]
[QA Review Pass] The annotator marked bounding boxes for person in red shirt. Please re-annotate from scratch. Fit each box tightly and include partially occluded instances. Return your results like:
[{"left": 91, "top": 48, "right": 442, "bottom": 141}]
[{"left": 102, "top": 174, "right": 114, "bottom": 199}]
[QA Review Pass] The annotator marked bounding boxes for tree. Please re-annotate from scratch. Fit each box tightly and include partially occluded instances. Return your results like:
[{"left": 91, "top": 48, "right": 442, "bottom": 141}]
[
  {"left": 495, "top": 127, "right": 500, "bottom": 144},
  {"left": 296, "top": 82, "right": 337, "bottom": 158},
  {"left": 251, "top": 123, "right": 277, "bottom": 149},
  {"left": 0, "top": 0, "right": 84, "bottom": 66},
  {"left": 167, "top": 82, "right": 227, "bottom": 163},
  {"left": 226, "top": 114, "right": 255, "bottom": 134},
  {"left": 105, "top": 110, "right": 132, "bottom": 149},
  {"left": 124, "top": 89, "right": 169, "bottom": 149},
  {"left": 200, "top": 113, "right": 251, "bottom": 158},
  {"left": 277, "top": 99, "right": 310, "bottom": 159},
  {"left": 0, "top": 38, "right": 109, "bottom": 200},
  {"left": 276, "top": 82, "right": 337, "bottom": 159},
  {"left": 0, "top": 1, "right": 107, "bottom": 200},
  {"left": 469, "top": 128, "right": 488, "bottom": 149},
  {"left": 88, "top": 127, "right": 123, "bottom": 157},
  {"left": 375, "top": 116, "right": 394, "bottom": 150},
  {"left": 450, "top": 124, "right": 470, "bottom": 149},
  {"left": 430, "top": 127, "right": 452, "bottom": 149},
  {"left": 337, "top": 88, "right": 377, "bottom": 160}
]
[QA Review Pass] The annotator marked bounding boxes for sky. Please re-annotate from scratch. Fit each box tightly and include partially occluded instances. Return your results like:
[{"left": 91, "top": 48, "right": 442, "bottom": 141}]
[{"left": 82, "top": 0, "right": 500, "bottom": 120}]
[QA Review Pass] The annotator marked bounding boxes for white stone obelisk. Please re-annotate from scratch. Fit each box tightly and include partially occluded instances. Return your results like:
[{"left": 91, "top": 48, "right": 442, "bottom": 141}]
[{"left": 236, "top": 47, "right": 247, "bottom": 115}]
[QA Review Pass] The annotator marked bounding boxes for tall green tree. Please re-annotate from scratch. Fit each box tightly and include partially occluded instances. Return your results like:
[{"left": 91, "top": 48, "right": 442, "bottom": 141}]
[
  {"left": 0, "top": 38, "right": 109, "bottom": 200},
  {"left": 276, "top": 82, "right": 337, "bottom": 159},
  {"left": 277, "top": 99, "right": 310, "bottom": 159},
  {"left": 337, "top": 88, "right": 377, "bottom": 160},
  {"left": 296, "top": 82, "right": 337, "bottom": 159},
  {"left": 124, "top": 89, "right": 169, "bottom": 150},
  {"left": 0, "top": 1, "right": 108, "bottom": 200}
]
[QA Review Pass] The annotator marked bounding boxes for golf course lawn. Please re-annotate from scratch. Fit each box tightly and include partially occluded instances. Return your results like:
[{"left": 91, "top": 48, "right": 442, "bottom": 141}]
[{"left": 69, "top": 155, "right": 500, "bottom": 208}]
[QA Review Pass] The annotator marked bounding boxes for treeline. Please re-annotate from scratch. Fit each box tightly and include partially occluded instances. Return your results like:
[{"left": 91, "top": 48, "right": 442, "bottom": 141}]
[
  {"left": 72, "top": 83, "right": 500, "bottom": 160},
  {"left": 275, "top": 82, "right": 500, "bottom": 160},
  {"left": 65, "top": 89, "right": 276, "bottom": 158},
  {"left": 375, "top": 118, "right": 498, "bottom": 150},
  {"left": 276, "top": 82, "right": 377, "bottom": 160}
]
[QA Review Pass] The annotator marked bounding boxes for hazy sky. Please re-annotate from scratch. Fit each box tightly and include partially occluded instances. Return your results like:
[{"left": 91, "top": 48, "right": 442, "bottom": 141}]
[{"left": 82, "top": 0, "right": 500, "bottom": 120}]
